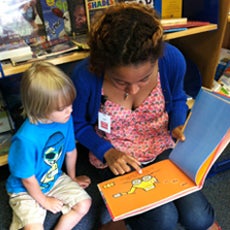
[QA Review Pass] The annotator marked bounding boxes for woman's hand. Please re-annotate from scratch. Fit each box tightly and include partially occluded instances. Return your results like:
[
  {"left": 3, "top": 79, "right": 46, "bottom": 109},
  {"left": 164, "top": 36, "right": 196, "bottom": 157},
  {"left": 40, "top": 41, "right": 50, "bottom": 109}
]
[
  {"left": 172, "top": 125, "right": 186, "bottom": 141},
  {"left": 104, "top": 148, "right": 142, "bottom": 176}
]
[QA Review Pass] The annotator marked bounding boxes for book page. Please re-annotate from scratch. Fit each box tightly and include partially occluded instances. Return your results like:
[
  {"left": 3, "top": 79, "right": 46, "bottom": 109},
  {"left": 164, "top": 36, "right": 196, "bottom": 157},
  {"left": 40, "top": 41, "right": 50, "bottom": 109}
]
[
  {"left": 196, "top": 129, "right": 230, "bottom": 185},
  {"left": 169, "top": 88, "right": 230, "bottom": 184},
  {"left": 98, "top": 160, "right": 197, "bottom": 221}
]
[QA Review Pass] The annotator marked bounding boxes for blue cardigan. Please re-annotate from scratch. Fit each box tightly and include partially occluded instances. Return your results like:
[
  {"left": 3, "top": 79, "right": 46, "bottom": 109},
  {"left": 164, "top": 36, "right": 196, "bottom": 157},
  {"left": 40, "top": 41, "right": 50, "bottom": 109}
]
[{"left": 72, "top": 43, "right": 188, "bottom": 162}]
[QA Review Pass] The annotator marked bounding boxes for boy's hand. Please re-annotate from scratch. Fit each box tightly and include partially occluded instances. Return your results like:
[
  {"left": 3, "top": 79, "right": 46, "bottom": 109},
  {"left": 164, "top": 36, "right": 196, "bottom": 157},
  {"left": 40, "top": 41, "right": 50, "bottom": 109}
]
[
  {"left": 74, "top": 175, "right": 91, "bottom": 188},
  {"left": 43, "top": 196, "right": 63, "bottom": 214},
  {"left": 172, "top": 125, "right": 186, "bottom": 141}
]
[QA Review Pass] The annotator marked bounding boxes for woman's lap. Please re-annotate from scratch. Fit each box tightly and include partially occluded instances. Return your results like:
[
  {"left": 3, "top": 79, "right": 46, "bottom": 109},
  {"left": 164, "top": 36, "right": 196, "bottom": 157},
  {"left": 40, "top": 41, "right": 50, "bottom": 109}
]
[
  {"left": 96, "top": 149, "right": 215, "bottom": 230},
  {"left": 125, "top": 190, "right": 214, "bottom": 230}
]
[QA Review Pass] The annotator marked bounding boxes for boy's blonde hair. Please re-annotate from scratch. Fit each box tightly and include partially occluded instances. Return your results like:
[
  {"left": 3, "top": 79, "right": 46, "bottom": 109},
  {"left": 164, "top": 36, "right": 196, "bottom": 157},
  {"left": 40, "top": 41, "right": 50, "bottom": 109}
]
[{"left": 21, "top": 61, "right": 76, "bottom": 124}]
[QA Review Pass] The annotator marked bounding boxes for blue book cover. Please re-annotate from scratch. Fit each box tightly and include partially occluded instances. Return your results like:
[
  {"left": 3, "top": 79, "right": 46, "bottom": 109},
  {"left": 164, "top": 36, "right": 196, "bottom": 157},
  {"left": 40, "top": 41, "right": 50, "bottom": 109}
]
[{"left": 40, "top": 0, "right": 71, "bottom": 41}]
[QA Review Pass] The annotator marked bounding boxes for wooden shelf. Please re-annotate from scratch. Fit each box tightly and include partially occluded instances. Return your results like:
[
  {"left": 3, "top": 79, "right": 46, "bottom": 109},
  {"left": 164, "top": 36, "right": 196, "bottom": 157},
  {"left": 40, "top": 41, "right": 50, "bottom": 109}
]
[
  {"left": 0, "top": 154, "right": 8, "bottom": 167},
  {"left": 2, "top": 51, "right": 89, "bottom": 77},
  {"left": 1, "top": 24, "right": 217, "bottom": 77},
  {"left": 164, "top": 24, "right": 217, "bottom": 40}
]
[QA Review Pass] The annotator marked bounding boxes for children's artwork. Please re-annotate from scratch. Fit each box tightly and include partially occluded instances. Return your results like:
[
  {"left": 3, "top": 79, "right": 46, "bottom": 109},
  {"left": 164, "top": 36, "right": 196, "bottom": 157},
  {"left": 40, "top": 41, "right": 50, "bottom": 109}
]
[
  {"left": 97, "top": 87, "right": 230, "bottom": 221},
  {"left": 40, "top": 0, "right": 71, "bottom": 40}
]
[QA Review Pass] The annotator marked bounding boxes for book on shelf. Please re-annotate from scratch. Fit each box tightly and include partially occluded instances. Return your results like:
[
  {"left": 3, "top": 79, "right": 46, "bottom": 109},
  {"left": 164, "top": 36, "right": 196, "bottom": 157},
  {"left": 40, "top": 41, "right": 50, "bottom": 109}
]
[
  {"left": 10, "top": 53, "right": 34, "bottom": 65},
  {"left": 85, "top": 0, "right": 116, "bottom": 31},
  {"left": 162, "top": 21, "right": 211, "bottom": 33},
  {"left": 0, "top": 33, "right": 32, "bottom": 61},
  {"left": 0, "top": 0, "right": 46, "bottom": 45},
  {"left": 39, "top": 0, "right": 71, "bottom": 41},
  {"left": 163, "top": 28, "right": 187, "bottom": 33},
  {"left": 215, "top": 48, "right": 230, "bottom": 81},
  {"left": 32, "top": 36, "right": 81, "bottom": 58},
  {"left": 97, "top": 87, "right": 230, "bottom": 221},
  {"left": 154, "top": 0, "right": 183, "bottom": 19},
  {"left": 117, "top": 0, "right": 154, "bottom": 7},
  {"left": 10, "top": 36, "right": 81, "bottom": 66},
  {"left": 216, "top": 61, "right": 230, "bottom": 97},
  {"left": 160, "top": 17, "right": 188, "bottom": 26},
  {"left": 67, "top": 0, "right": 88, "bottom": 35}
]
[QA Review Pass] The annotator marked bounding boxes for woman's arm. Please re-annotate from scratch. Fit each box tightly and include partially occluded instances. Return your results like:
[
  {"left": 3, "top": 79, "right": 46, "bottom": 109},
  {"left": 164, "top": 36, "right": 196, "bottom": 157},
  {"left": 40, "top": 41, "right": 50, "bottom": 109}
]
[
  {"left": 71, "top": 59, "right": 114, "bottom": 162},
  {"left": 159, "top": 43, "right": 188, "bottom": 131}
]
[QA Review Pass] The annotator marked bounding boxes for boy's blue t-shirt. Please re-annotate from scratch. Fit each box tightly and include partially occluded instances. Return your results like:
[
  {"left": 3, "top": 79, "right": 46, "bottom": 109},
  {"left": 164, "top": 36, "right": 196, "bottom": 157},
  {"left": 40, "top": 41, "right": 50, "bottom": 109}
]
[{"left": 6, "top": 116, "right": 76, "bottom": 194}]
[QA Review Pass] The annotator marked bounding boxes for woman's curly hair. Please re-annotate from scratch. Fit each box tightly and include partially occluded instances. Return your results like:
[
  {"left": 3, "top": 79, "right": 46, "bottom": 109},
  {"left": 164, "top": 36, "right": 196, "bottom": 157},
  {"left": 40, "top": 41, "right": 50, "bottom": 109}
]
[{"left": 88, "top": 2, "right": 164, "bottom": 76}]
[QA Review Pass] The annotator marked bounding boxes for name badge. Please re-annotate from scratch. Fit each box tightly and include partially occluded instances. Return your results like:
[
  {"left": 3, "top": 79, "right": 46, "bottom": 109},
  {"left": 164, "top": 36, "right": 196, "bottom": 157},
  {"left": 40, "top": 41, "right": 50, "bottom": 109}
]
[{"left": 98, "top": 112, "right": 111, "bottom": 133}]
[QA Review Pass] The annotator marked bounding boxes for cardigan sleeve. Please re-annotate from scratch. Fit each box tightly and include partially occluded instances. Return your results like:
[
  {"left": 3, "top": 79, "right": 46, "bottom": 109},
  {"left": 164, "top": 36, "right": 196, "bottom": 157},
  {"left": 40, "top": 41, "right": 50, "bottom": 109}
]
[
  {"left": 71, "top": 59, "right": 114, "bottom": 162},
  {"left": 159, "top": 43, "right": 188, "bottom": 131}
]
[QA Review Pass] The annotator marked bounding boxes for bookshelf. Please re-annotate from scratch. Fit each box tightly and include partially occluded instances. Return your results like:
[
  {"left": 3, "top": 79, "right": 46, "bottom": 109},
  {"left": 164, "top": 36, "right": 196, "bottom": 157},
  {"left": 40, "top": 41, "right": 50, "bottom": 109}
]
[
  {"left": 0, "top": 23, "right": 218, "bottom": 77},
  {"left": 0, "top": 155, "right": 8, "bottom": 167},
  {"left": 164, "top": 24, "right": 217, "bottom": 40},
  {"left": 170, "top": 0, "right": 230, "bottom": 88},
  {"left": 1, "top": 1, "right": 228, "bottom": 89},
  {"left": 0, "top": 0, "right": 229, "bottom": 167},
  {"left": 2, "top": 51, "right": 89, "bottom": 77}
]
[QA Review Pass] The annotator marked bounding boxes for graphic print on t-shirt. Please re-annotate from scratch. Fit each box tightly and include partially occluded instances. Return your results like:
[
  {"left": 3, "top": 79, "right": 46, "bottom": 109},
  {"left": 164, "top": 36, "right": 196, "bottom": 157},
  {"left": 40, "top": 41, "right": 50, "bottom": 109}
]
[{"left": 40, "top": 131, "right": 64, "bottom": 190}]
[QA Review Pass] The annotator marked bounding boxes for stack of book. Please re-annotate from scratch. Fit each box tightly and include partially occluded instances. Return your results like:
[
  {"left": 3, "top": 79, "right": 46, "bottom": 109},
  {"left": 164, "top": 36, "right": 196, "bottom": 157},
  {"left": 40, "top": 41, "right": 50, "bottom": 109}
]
[
  {"left": 0, "top": 33, "right": 33, "bottom": 62},
  {"left": 161, "top": 18, "right": 210, "bottom": 33},
  {"left": 9, "top": 35, "right": 84, "bottom": 66},
  {"left": 30, "top": 36, "right": 81, "bottom": 60}
]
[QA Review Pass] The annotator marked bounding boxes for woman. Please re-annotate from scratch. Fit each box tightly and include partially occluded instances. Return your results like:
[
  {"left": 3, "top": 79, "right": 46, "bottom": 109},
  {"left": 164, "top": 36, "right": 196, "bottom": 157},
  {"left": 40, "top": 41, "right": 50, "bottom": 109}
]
[{"left": 72, "top": 2, "right": 220, "bottom": 230}]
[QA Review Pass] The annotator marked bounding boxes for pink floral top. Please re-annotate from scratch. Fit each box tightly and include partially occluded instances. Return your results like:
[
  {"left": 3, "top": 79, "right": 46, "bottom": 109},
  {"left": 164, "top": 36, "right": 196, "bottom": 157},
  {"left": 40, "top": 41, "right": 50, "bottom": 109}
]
[{"left": 89, "top": 74, "right": 175, "bottom": 168}]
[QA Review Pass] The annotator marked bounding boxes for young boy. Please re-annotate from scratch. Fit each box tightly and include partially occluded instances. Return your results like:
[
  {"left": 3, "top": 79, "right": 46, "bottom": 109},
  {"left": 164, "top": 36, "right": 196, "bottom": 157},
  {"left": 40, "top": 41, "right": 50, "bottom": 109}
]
[{"left": 6, "top": 61, "right": 91, "bottom": 230}]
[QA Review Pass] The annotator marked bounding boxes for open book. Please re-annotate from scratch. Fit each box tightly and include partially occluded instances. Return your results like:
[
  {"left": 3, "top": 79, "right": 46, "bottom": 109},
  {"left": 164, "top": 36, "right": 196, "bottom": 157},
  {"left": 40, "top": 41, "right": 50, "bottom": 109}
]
[{"left": 97, "top": 88, "right": 230, "bottom": 221}]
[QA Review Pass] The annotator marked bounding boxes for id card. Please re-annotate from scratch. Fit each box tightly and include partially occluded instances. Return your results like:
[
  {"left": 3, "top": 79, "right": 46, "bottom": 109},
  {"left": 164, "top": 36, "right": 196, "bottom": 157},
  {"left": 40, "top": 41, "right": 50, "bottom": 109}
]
[{"left": 98, "top": 112, "right": 111, "bottom": 133}]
